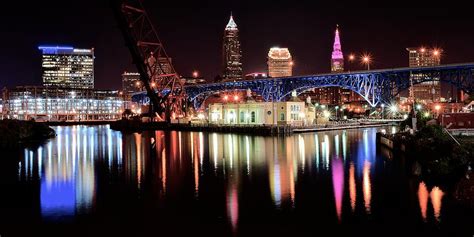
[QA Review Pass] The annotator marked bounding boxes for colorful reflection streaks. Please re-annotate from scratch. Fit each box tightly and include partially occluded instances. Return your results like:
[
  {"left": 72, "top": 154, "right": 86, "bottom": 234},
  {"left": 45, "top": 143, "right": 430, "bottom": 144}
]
[
  {"left": 418, "top": 181, "right": 445, "bottom": 223},
  {"left": 19, "top": 125, "right": 123, "bottom": 219}
]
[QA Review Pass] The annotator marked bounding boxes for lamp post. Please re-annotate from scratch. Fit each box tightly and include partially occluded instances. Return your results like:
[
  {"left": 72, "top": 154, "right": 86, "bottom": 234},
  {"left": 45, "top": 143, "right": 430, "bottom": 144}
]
[
  {"left": 362, "top": 55, "right": 371, "bottom": 70},
  {"left": 381, "top": 103, "right": 385, "bottom": 119},
  {"left": 335, "top": 106, "right": 339, "bottom": 120}
]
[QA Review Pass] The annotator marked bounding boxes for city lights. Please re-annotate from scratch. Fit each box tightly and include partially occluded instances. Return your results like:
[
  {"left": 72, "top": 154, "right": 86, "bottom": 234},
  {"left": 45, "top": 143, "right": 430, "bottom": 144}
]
[
  {"left": 362, "top": 54, "right": 371, "bottom": 70},
  {"left": 390, "top": 105, "right": 398, "bottom": 113},
  {"left": 323, "top": 110, "right": 331, "bottom": 118}
]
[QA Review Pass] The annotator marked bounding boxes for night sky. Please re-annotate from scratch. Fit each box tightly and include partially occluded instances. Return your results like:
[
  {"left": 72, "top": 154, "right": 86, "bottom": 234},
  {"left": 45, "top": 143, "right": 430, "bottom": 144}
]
[{"left": 1, "top": 0, "right": 473, "bottom": 90}]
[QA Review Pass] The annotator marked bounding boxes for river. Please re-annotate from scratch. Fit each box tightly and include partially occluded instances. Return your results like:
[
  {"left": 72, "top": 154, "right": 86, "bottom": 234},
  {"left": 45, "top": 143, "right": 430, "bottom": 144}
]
[{"left": 0, "top": 125, "right": 472, "bottom": 236}]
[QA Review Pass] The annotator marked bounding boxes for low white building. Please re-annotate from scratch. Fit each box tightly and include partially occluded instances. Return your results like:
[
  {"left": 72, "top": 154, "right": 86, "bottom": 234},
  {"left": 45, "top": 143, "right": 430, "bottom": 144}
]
[{"left": 208, "top": 90, "right": 316, "bottom": 126}]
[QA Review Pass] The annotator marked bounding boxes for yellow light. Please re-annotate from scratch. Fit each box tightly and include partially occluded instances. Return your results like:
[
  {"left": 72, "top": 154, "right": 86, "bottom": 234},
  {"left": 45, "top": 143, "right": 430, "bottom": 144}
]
[
  {"left": 192, "top": 71, "right": 199, "bottom": 78},
  {"left": 323, "top": 110, "right": 330, "bottom": 118},
  {"left": 420, "top": 47, "right": 426, "bottom": 53},
  {"left": 151, "top": 82, "right": 156, "bottom": 87},
  {"left": 434, "top": 105, "right": 441, "bottom": 111},
  {"left": 289, "top": 61, "right": 294, "bottom": 66},
  {"left": 135, "top": 81, "right": 141, "bottom": 86},
  {"left": 433, "top": 49, "right": 440, "bottom": 56},
  {"left": 233, "top": 95, "right": 239, "bottom": 101},
  {"left": 423, "top": 112, "right": 430, "bottom": 118},
  {"left": 349, "top": 54, "right": 355, "bottom": 61},
  {"left": 197, "top": 113, "right": 205, "bottom": 119},
  {"left": 223, "top": 95, "right": 229, "bottom": 101}
]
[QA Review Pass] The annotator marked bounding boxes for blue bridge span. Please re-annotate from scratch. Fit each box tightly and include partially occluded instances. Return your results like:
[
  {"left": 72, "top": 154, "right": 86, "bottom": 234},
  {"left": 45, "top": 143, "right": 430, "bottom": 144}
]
[{"left": 133, "top": 63, "right": 474, "bottom": 109}]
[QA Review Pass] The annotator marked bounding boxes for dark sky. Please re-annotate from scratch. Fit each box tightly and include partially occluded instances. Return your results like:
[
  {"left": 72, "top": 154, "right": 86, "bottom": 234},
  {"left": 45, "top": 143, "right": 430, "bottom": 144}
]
[{"left": 1, "top": 0, "right": 474, "bottom": 90}]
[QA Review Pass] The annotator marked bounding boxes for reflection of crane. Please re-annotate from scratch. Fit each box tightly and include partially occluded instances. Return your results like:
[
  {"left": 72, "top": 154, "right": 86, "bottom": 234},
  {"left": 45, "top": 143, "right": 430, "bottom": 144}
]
[{"left": 111, "top": 0, "right": 185, "bottom": 122}]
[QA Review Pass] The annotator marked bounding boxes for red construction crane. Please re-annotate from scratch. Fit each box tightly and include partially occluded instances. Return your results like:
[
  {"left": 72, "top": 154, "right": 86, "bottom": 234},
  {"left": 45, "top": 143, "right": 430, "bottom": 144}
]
[{"left": 111, "top": 0, "right": 185, "bottom": 122}]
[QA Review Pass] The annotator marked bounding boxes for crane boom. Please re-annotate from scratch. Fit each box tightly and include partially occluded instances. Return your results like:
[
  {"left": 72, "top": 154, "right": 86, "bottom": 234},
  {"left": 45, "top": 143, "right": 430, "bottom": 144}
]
[{"left": 111, "top": 0, "right": 185, "bottom": 122}]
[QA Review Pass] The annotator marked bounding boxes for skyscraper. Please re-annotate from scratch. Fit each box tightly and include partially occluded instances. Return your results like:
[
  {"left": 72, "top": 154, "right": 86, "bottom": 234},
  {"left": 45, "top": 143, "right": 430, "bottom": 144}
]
[
  {"left": 331, "top": 26, "right": 344, "bottom": 72},
  {"left": 222, "top": 14, "right": 243, "bottom": 81},
  {"left": 406, "top": 47, "right": 442, "bottom": 102},
  {"left": 122, "top": 71, "right": 142, "bottom": 96},
  {"left": 39, "top": 46, "right": 94, "bottom": 89},
  {"left": 267, "top": 47, "right": 293, "bottom": 77}
]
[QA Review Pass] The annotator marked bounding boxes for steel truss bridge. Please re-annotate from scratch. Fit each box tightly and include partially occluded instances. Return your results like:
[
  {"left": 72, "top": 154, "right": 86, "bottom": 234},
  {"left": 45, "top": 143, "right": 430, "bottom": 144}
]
[{"left": 181, "top": 63, "right": 474, "bottom": 109}]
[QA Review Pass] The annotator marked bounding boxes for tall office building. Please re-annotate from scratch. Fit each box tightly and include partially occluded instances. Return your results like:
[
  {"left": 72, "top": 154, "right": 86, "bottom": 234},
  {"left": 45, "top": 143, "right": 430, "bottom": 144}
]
[
  {"left": 406, "top": 47, "right": 442, "bottom": 102},
  {"left": 39, "top": 46, "right": 94, "bottom": 89},
  {"left": 122, "top": 72, "right": 142, "bottom": 95},
  {"left": 267, "top": 47, "right": 293, "bottom": 77},
  {"left": 222, "top": 14, "right": 243, "bottom": 81},
  {"left": 331, "top": 26, "right": 344, "bottom": 72}
]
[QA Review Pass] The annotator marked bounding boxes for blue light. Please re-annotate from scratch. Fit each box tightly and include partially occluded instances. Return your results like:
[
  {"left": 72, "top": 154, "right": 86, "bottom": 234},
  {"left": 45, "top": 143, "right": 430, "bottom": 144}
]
[{"left": 38, "top": 45, "right": 74, "bottom": 54}]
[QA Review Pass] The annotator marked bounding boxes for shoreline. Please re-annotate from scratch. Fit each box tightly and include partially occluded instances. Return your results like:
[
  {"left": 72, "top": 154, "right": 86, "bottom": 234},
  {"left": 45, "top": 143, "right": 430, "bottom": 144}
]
[{"left": 110, "top": 120, "right": 397, "bottom": 135}]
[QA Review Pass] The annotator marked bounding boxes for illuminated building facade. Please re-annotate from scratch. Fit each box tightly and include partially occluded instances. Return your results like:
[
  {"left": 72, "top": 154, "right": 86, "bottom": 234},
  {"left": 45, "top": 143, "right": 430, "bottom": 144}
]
[
  {"left": 3, "top": 86, "right": 122, "bottom": 121},
  {"left": 222, "top": 14, "right": 243, "bottom": 81},
  {"left": 39, "top": 46, "right": 94, "bottom": 89},
  {"left": 267, "top": 47, "right": 293, "bottom": 77},
  {"left": 407, "top": 47, "right": 442, "bottom": 102},
  {"left": 208, "top": 92, "right": 315, "bottom": 126},
  {"left": 306, "top": 26, "right": 346, "bottom": 105},
  {"left": 122, "top": 72, "right": 142, "bottom": 97},
  {"left": 245, "top": 72, "right": 268, "bottom": 80}
]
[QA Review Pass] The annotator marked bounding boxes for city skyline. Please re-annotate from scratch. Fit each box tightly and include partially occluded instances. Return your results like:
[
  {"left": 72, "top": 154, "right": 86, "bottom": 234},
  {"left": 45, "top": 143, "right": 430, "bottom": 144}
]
[{"left": 1, "top": 0, "right": 474, "bottom": 90}]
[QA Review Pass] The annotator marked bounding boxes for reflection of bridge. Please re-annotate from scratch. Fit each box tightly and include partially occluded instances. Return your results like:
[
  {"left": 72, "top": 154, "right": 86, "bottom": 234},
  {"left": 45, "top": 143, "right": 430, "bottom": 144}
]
[{"left": 133, "top": 63, "right": 474, "bottom": 109}]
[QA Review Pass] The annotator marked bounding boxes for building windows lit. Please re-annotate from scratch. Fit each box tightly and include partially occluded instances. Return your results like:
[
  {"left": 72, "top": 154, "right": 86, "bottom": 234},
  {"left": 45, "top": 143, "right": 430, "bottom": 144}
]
[{"left": 39, "top": 46, "right": 95, "bottom": 89}]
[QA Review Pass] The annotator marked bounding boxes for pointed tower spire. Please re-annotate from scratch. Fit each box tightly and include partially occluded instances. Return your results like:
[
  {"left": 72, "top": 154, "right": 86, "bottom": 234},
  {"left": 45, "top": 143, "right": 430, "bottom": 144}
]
[
  {"left": 332, "top": 24, "right": 343, "bottom": 60},
  {"left": 331, "top": 24, "right": 344, "bottom": 72},
  {"left": 225, "top": 13, "right": 238, "bottom": 30}
]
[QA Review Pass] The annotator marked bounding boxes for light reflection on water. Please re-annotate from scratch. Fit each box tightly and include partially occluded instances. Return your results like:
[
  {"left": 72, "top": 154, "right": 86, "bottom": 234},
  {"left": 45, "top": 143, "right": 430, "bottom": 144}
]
[{"left": 15, "top": 125, "right": 460, "bottom": 233}]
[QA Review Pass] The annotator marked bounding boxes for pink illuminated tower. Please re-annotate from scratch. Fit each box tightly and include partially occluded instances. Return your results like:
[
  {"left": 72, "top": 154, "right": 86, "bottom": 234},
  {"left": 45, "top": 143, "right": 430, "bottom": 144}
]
[{"left": 331, "top": 25, "right": 344, "bottom": 72}]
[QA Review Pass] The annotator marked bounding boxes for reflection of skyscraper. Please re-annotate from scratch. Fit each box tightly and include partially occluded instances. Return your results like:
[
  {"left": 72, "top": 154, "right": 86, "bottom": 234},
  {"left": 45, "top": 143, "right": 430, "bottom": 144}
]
[
  {"left": 222, "top": 14, "right": 243, "bottom": 81},
  {"left": 332, "top": 157, "right": 344, "bottom": 222},
  {"left": 267, "top": 47, "right": 293, "bottom": 77}
]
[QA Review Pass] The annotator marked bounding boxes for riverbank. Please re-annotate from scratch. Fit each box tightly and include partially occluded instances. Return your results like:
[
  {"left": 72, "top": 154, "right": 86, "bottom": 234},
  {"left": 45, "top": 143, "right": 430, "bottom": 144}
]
[
  {"left": 377, "top": 125, "right": 473, "bottom": 184},
  {"left": 42, "top": 120, "right": 112, "bottom": 126},
  {"left": 0, "top": 119, "right": 56, "bottom": 148},
  {"left": 110, "top": 119, "right": 397, "bottom": 135}
]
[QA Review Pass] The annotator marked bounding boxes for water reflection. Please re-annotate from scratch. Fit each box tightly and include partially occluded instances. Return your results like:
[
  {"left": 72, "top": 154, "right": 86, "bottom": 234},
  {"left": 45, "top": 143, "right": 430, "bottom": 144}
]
[
  {"left": 417, "top": 181, "right": 445, "bottom": 223},
  {"left": 19, "top": 126, "right": 121, "bottom": 219},
  {"left": 14, "top": 125, "right": 461, "bottom": 234}
]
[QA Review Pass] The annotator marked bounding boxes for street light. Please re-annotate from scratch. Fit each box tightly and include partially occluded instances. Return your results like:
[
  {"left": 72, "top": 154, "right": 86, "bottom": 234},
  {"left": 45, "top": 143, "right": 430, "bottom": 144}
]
[
  {"left": 192, "top": 70, "right": 199, "bottom": 78},
  {"left": 434, "top": 104, "right": 441, "bottom": 117},
  {"left": 233, "top": 95, "right": 239, "bottom": 102},
  {"left": 348, "top": 54, "right": 355, "bottom": 61},
  {"left": 223, "top": 95, "right": 229, "bottom": 102},
  {"left": 335, "top": 106, "right": 339, "bottom": 119},
  {"left": 362, "top": 55, "right": 371, "bottom": 70}
]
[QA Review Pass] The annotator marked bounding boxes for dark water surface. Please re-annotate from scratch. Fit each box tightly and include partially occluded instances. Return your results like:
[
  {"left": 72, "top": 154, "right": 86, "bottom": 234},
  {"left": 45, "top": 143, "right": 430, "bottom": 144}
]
[{"left": 0, "top": 125, "right": 472, "bottom": 236}]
